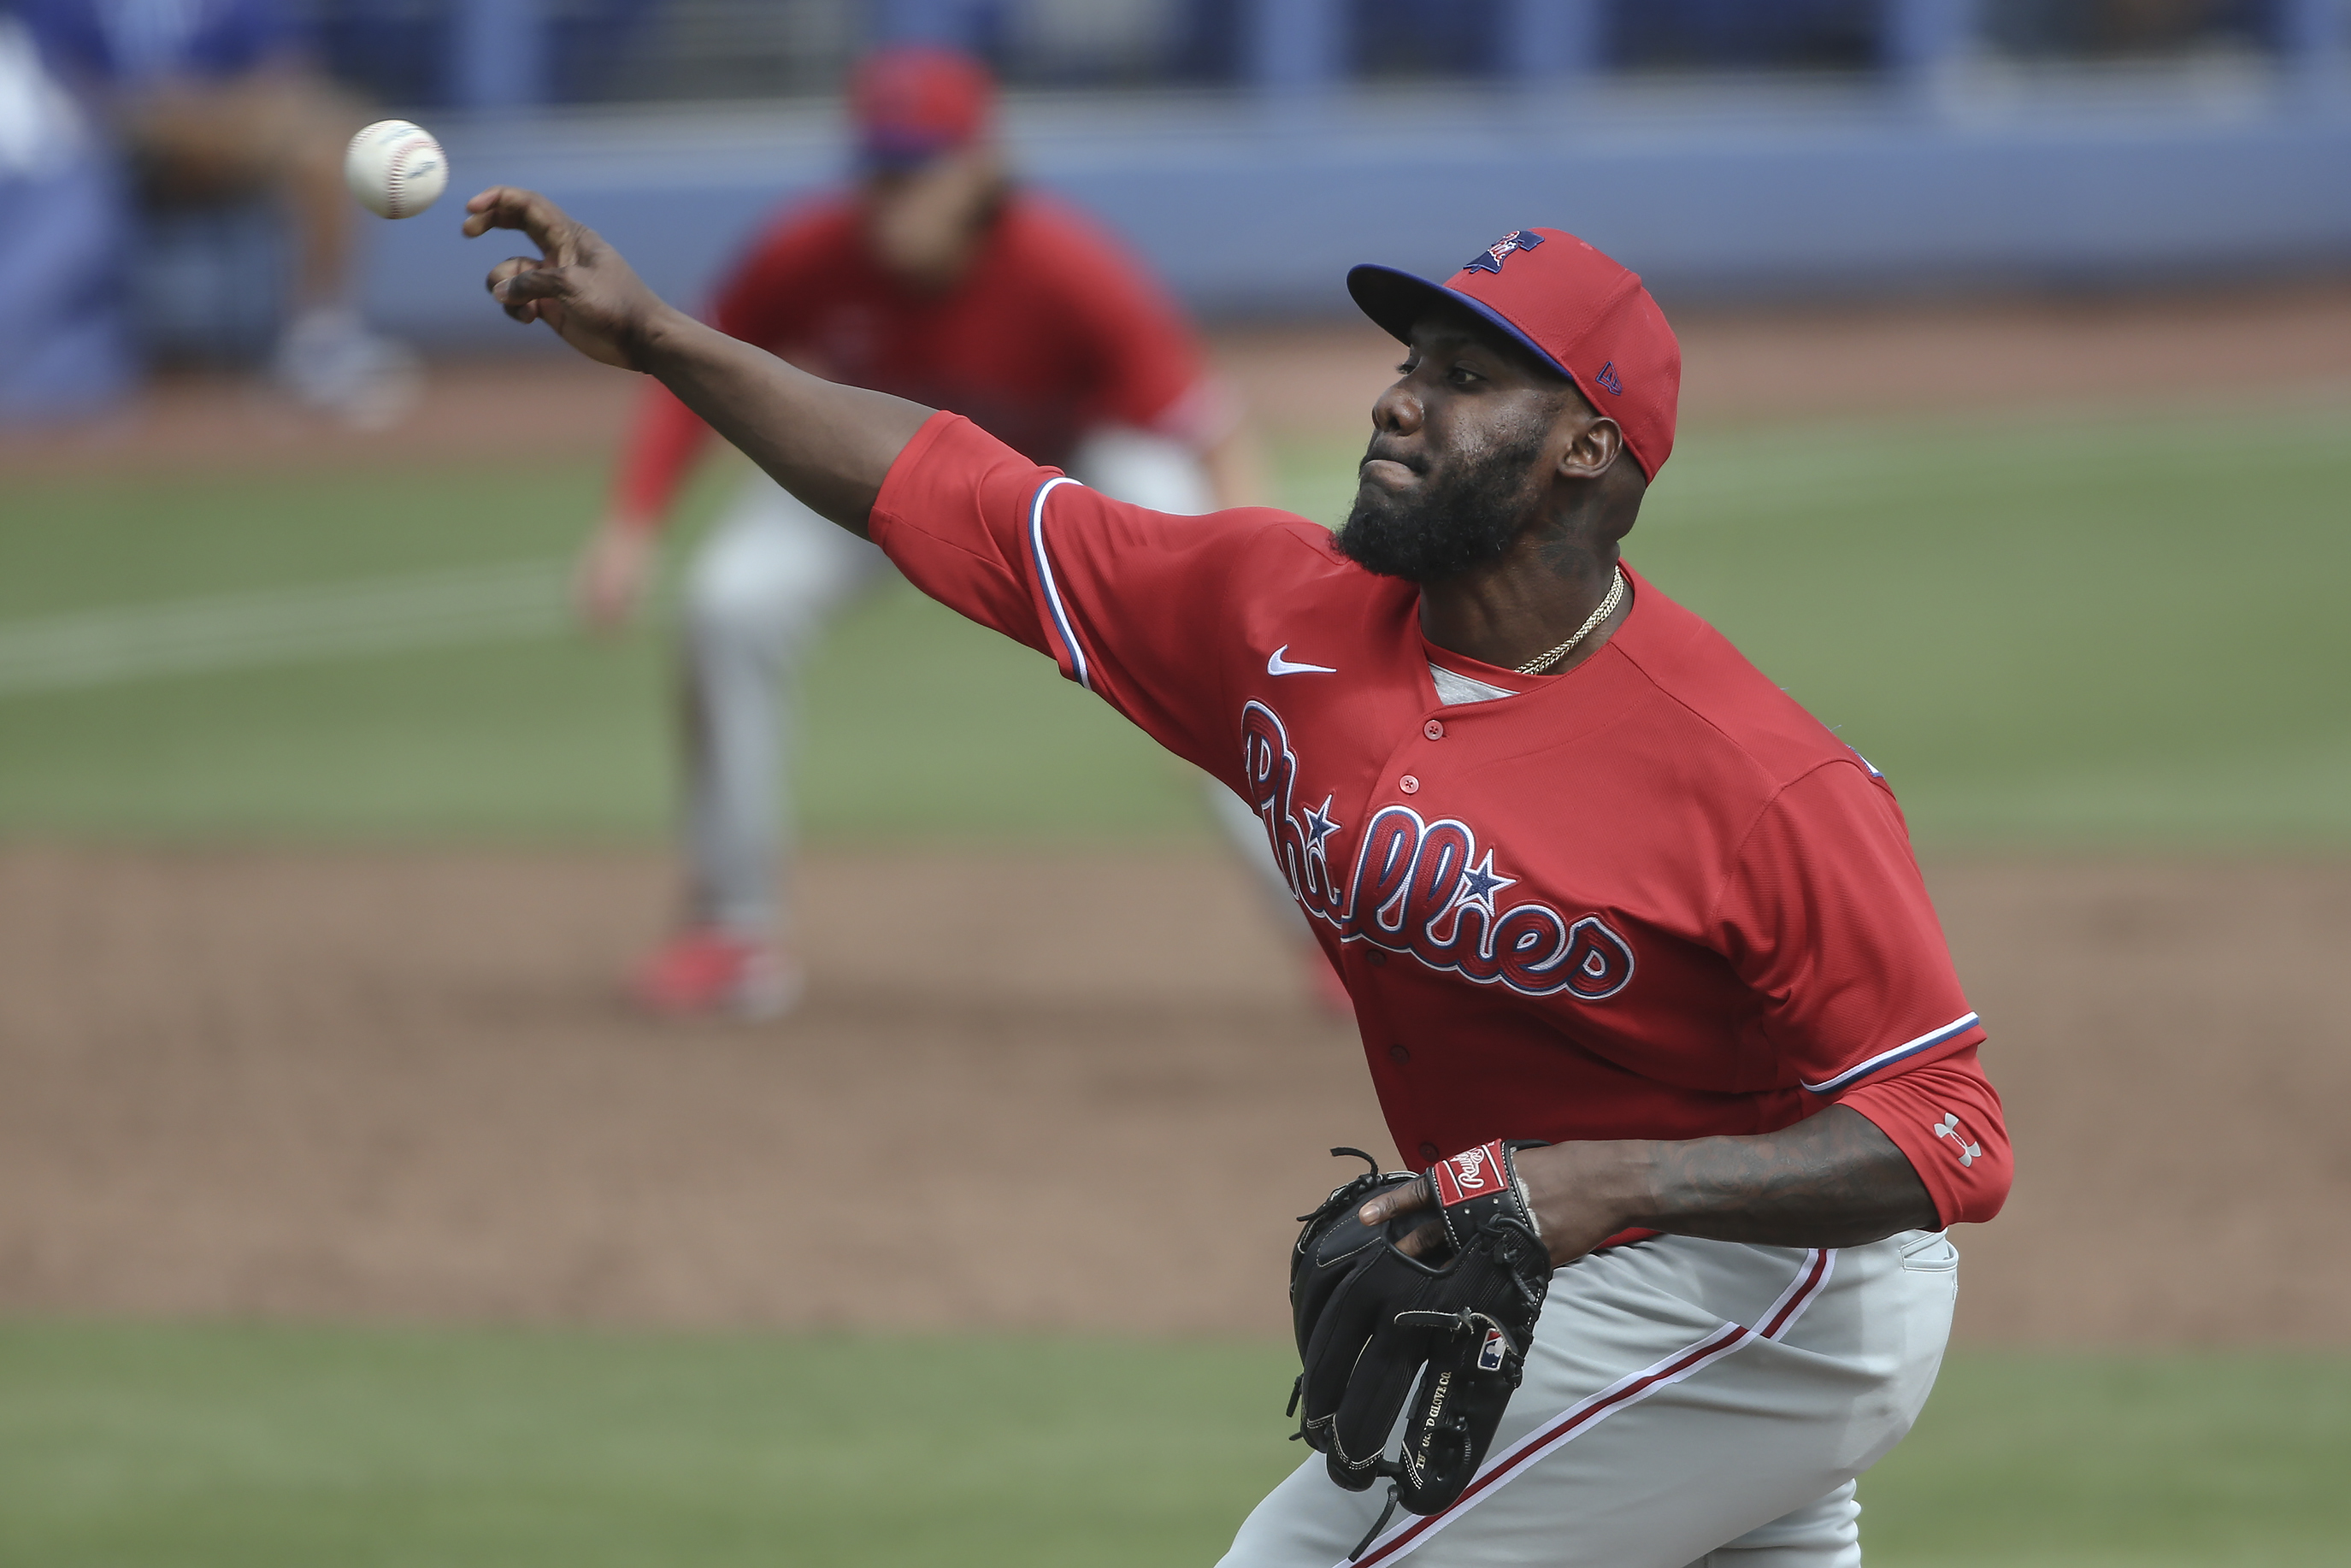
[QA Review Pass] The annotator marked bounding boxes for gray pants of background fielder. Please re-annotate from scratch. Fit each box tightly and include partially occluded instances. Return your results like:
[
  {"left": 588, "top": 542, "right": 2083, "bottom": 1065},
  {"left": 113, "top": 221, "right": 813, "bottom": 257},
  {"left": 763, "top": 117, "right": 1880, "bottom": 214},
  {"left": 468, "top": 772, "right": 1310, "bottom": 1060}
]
[
  {"left": 680, "top": 429, "right": 1293, "bottom": 939},
  {"left": 1221, "top": 1229, "right": 1960, "bottom": 1568}
]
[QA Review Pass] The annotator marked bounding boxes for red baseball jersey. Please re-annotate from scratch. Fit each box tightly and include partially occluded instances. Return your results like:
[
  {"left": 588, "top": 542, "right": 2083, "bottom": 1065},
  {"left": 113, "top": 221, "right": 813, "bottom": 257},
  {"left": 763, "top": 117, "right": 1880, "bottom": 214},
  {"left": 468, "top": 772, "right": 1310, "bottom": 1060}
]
[
  {"left": 611, "top": 188, "right": 1221, "bottom": 522},
  {"left": 871, "top": 414, "right": 2012, "bottom": 1230}
]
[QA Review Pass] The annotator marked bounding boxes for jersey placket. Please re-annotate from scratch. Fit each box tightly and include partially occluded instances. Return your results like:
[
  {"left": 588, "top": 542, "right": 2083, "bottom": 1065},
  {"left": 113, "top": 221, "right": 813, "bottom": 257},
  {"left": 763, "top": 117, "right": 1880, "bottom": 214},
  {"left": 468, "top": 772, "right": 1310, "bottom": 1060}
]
[{"left": 1351, "top": 705, "right": 1472, "bottom": 1164}]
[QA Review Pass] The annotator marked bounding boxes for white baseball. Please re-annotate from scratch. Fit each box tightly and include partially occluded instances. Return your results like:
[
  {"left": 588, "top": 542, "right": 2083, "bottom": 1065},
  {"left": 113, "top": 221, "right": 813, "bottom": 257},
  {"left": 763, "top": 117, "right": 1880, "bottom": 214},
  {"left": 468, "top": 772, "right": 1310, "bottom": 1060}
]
[{"left": 344, "top": 120, "right": 447, "bottom": 220}]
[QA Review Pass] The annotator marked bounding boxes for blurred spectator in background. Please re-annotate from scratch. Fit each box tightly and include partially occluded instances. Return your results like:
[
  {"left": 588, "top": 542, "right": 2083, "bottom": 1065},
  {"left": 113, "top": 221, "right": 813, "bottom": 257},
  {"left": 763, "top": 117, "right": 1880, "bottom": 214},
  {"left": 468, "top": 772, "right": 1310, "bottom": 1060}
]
[
  {"left": 19, "top": 0, "right": 415, "bottom": 423},
  {"left": 0, "top": 7, "right": 133, "bottom": 422},
  {"left": 575, "top": 43, "right": 1296, "bottom": 1020}
]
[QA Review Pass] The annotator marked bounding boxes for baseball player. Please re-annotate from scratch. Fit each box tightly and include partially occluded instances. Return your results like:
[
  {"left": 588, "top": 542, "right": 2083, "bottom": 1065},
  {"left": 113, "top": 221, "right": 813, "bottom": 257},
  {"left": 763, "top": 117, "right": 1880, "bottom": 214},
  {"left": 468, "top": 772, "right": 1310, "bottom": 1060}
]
[
  {"left": 574, "top": 44, "right": 1302, "bottom": 1017},
  {"left": 468, "top": 187, "right": 2012, "bottom": 1565}
]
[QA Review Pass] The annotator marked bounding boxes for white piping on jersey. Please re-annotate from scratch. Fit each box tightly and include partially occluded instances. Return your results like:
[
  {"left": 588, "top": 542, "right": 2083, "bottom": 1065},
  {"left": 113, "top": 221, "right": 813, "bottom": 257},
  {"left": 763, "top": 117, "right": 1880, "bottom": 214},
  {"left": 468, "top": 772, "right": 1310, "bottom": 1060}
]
[
  {"left": 1340, "top": 1248, "right": 1837, "bottom": 1568},
  {"left": 1428, "top": 663, "right": 1520, "bottom": 705},
  {"left": 1025, "top": 476, "right": 1090, "bottom": 692},
  {"left": 1801, "top": 1011, "right": 1982, "bottom": 1095}
]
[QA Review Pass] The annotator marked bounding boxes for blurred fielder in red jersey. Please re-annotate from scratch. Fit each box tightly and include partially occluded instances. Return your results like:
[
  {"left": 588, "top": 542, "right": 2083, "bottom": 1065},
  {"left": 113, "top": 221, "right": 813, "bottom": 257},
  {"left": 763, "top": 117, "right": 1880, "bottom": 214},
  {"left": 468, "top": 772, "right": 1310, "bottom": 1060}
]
[{"left": 575, "top": 44, "right": 1292, "bottom": 1017}]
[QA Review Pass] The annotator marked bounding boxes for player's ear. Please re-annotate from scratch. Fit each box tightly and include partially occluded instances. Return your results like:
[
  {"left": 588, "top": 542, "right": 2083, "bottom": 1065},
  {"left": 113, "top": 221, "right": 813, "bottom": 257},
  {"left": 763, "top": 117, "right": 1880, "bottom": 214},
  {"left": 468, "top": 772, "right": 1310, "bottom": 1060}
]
[{"left": 1556, "top": 412, "right": 1623, "bottom": 483}]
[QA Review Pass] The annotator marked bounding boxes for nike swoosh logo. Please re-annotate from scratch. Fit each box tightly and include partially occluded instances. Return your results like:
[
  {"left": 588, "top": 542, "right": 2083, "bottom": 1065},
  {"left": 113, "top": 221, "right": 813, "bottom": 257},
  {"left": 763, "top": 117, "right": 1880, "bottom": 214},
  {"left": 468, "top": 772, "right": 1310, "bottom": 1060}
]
[{"left": 1268, "top": 645, "right": 1338, "bottom": 676}]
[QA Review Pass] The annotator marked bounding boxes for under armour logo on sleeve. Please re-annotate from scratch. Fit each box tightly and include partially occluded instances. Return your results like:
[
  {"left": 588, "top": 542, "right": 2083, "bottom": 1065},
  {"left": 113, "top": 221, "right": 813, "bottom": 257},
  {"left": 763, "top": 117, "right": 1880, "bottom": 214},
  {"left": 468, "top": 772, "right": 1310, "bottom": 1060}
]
[{"left": 1932, "top": 1112, "right": 1982, "bottom": 1168}]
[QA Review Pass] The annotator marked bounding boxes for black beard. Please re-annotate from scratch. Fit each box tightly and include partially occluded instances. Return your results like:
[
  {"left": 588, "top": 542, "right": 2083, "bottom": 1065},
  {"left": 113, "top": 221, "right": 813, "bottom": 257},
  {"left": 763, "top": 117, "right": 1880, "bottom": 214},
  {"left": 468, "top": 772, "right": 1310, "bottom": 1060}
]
[{"left": 1334, "top": 429, "right": 1544, "bottom": 584}]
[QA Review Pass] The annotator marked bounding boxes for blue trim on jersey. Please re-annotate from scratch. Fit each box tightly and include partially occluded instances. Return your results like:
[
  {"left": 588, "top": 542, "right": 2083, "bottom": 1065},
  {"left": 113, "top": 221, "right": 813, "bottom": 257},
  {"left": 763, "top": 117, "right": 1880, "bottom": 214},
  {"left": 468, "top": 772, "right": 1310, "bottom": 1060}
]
[
  {"left": 1801, "top": 1011, "right": 1981, "bottom": 1095},
  {"left": 1026, "top": 476, "right": 1090, "bottom": 692}
]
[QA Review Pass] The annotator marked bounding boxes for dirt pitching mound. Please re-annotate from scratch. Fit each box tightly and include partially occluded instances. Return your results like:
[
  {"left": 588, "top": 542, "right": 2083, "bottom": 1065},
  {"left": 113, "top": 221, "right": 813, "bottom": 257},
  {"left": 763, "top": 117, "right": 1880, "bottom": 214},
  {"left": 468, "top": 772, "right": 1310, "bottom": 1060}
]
[{"left": 0, "top": 846, "right": 2342, "bottom": 1344}]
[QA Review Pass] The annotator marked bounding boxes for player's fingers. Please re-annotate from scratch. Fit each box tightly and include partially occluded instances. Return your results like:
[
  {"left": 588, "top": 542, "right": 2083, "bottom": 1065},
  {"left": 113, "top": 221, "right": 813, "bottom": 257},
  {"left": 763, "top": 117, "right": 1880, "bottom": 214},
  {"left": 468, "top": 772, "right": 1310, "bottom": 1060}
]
[
  {"left": 461, "top": 186, "right": 577, "bottom": 262},
  {"left": 486, "top": 258, "right": 570, "bottom": 325},
  {"left": 489, "top": 257, "right": 569, "bottom": 304},
  {"left": 1392, "top": 1219, "right": 1447, "bottom": 1259},
  {"left": 1359, "top": 1175, "right": 1433, "bottom": 1227},
  {"left": 460, "top": 186, "right": 527, "bottom": 238}
]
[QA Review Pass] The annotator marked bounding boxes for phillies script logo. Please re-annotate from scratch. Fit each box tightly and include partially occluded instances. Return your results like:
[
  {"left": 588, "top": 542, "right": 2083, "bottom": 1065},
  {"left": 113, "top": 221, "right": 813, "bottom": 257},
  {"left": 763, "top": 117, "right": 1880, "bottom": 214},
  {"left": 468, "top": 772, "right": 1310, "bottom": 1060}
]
[{"left": 1240, "top": 701, "right": 1635, "bottom": 1001}]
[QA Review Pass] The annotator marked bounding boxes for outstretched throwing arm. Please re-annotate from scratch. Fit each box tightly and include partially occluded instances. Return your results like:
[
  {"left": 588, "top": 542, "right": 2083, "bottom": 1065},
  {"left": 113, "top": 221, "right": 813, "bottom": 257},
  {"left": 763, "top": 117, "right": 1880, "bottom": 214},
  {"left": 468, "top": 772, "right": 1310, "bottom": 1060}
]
[{"left": 464, "top": 186, "right": 931, "bottom": 533}]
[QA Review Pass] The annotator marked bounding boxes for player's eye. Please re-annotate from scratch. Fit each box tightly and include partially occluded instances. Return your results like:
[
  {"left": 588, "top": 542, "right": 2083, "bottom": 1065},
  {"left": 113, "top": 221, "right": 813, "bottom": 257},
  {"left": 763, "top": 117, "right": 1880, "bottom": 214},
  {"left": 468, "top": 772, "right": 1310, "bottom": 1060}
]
[
  {"left": 1447, "top": 363, "right": 1483, "bottom": 386},
  {"left": 1395, "top": 359, "right": 1417, "bottom": 376}
]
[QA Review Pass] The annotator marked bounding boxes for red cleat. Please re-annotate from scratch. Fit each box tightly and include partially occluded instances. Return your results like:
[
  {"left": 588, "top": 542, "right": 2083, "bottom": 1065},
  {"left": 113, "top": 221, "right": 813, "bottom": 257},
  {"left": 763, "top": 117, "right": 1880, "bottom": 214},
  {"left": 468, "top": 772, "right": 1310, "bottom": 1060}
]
[{"left": 631, "top": 928, "right": 803, "bottom": 1021}]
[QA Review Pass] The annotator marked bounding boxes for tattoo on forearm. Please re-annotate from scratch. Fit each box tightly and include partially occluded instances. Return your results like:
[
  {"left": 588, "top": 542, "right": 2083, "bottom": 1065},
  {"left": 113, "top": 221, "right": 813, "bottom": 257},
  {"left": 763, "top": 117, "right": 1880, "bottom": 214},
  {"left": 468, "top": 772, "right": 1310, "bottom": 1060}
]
[{"left": 1644, "top": 1105, "right": 1938, "bottom": 1247}]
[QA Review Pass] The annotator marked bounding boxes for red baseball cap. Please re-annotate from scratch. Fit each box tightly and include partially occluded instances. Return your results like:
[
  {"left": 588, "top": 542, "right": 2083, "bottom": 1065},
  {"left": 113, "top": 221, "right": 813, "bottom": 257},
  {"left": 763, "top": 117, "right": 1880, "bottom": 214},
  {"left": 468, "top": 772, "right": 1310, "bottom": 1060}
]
[
  {"left": 849, "top": 44, "right": 995, "bottom": 168},
  {"left": 1348, "top": 229, "right": 1682, "bottom": 479}
]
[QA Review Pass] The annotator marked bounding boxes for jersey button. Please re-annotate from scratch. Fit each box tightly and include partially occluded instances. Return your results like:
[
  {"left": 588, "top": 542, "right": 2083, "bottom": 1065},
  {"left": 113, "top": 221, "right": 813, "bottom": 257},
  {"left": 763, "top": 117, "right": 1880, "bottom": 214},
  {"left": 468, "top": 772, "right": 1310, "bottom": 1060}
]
[
  {"left": 1365, "top": 950, "right": 1387, "bottom": 967},
  {"left": 1417, "top": 1141, "right": 1441, "bottom": 1163},
  {"left": 1399, "top": 774, "right": 1420, "bottom": 794},
  {"left": 1423, "top": 720, "right": 1444, "bottom": 740},
  {"left": 1388, "top": 1042, "right": 1411, "bottom": 1064}
]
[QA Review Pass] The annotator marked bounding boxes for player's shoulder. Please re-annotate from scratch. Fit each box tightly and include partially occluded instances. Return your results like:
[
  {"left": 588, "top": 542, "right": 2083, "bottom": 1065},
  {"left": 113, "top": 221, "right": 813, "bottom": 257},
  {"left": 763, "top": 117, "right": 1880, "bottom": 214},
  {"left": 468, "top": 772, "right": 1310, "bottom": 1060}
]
[
  {"left": 738, "top": 191, "right": 863, "bottom": 263},
  {"left": 995, "top": 190, "right": 1163, "bottom": 283},
  {"left": 1056, "top": 483, "right": 1335, "bottom": 556},
  {"left": 1043, "top": 481, "right": 1355, "bottom": 595},
  {"left": 1608, "top": 565, "right": 1864, "bottom": 792}
]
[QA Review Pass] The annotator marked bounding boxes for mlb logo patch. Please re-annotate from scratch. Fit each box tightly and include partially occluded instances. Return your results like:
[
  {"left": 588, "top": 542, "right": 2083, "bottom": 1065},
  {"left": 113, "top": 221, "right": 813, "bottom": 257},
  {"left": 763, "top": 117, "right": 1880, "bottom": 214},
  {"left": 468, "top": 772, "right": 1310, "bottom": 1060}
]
[
  {"left": 1478, "top": 1327, "right": 1509, "bottom": 1372},
  {"left": 1433, "top": 1140, "right": 1507, "bottom": 1205}
]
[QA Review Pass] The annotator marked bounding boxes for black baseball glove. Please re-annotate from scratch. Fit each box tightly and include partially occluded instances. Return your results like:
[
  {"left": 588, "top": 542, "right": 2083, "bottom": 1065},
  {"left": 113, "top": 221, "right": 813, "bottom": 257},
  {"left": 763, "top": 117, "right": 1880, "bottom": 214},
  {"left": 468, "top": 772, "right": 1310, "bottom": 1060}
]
[{"left": 1287, "top": 1140, "right": 1553, "bottom": 1558}]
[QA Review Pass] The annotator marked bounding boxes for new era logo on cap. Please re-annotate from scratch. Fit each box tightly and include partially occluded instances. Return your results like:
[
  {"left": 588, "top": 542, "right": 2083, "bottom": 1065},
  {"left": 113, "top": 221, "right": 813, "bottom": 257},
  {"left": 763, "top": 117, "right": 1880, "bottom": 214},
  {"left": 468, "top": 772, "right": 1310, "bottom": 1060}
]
[{"left": 1346, "top": 228, "right": 1682, "bottom": 479}]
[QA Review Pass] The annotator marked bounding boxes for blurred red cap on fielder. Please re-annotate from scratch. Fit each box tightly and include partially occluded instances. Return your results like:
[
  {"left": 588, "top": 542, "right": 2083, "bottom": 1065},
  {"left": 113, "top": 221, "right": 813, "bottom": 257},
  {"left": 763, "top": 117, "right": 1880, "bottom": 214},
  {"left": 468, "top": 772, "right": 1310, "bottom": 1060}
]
[
  {"left": 1348, "top": 229, "right": 1682, "bottom": 480},
  {"left": 850, "top": 44, "right": 995, "bottom": 168}
]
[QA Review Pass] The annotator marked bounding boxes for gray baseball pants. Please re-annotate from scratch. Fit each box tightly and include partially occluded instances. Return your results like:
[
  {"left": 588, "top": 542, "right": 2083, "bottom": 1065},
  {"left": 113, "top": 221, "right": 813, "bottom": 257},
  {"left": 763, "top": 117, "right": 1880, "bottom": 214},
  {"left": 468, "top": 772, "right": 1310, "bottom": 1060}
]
[{"left": 1220, "top": 1229, "right": 1960, "bottom": 1568}]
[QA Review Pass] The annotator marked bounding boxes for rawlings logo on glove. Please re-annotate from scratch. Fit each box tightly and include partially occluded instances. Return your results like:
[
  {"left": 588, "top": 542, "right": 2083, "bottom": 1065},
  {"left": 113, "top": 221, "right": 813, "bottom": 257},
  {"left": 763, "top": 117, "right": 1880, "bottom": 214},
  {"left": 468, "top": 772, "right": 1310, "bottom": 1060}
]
[
  {"left": 1286, "top": 1141, "right": 1553, "bottom": 1559},
  {"left": 1435, "top": 1141, "right": 1497, "bottom": 1200}
]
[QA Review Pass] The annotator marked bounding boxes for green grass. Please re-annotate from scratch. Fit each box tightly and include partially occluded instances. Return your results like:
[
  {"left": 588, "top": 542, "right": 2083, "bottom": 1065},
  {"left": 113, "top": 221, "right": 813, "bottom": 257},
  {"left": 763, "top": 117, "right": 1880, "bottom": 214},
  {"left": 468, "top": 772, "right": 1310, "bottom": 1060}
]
[
  {"left": 1293, "top": 398, "right": 2351, "bottom": 849},
  {"left": 0, "top": 456, "right": 1200, "bottom": 842},
  {"left": 2, "top": 395, "right": 2346, "bottom": 846},
  {"left": 0, "top": 1322, "right": 2341, "bottom": 1567}
]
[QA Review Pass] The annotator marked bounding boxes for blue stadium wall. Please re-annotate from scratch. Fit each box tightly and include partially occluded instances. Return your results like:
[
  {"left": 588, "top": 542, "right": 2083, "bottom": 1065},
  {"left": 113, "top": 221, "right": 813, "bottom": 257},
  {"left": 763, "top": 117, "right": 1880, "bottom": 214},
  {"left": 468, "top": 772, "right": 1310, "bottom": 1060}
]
[{"left": 370, "top": 89, "right": 2351, "bottom": 340}]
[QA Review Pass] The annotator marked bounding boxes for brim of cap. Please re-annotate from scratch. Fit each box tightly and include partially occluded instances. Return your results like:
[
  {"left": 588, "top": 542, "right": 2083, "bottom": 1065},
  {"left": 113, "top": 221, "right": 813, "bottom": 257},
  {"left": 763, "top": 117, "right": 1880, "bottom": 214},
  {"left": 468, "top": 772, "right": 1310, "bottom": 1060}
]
[{"left": 1346, "top": 263, "right": 1576, "bottom": 388}]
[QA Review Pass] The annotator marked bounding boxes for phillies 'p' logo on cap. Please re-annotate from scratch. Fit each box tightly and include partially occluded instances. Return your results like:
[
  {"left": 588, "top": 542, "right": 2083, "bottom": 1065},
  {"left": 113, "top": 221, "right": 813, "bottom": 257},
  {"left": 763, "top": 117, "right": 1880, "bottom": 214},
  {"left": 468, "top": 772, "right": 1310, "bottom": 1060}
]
[
  {"left": 1346, "top": 229, "right": 1682, "bottom": 480},
  {"left": 1462, "top": 229, "right": 1545, "bottom": 274}
]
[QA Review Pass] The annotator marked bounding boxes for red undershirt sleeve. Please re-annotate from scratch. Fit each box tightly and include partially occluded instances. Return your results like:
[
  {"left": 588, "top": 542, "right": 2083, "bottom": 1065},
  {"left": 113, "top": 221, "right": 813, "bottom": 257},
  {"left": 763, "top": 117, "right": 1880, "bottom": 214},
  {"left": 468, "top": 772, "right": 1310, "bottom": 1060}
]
[
  {"left": 609, "top": 383, "right": 713, "bottom": 525},
  {"left": 604, "top": 207, "right": 834, "bottom": 527},
  {"left": 1836, "top": 1045, "right": 2013, "bottom": 1227}
]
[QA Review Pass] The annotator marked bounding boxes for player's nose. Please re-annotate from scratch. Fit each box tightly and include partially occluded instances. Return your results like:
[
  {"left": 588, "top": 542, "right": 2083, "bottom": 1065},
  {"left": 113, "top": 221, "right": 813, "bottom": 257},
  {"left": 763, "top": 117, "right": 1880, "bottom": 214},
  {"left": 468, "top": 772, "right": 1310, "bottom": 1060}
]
[{"left": 1370, "top": 377, "right": 1423, "bottom": 437}]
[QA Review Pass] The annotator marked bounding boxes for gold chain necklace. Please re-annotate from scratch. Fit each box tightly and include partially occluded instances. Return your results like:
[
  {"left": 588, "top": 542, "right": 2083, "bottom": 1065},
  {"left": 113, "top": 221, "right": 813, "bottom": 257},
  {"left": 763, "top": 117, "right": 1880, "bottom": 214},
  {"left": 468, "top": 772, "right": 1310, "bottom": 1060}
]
[{"left": 1513, "top": 567, "right": 1627, "bottom": 676}]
